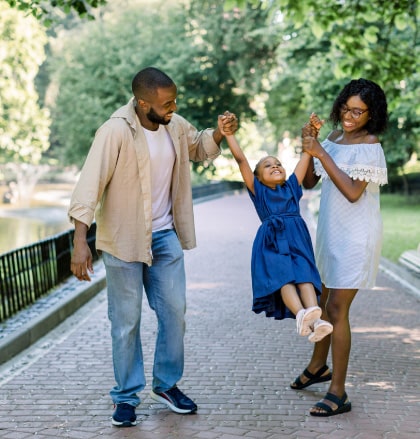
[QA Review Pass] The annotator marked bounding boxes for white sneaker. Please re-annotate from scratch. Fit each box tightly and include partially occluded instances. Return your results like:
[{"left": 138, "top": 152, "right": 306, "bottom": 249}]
[
  {"left": 308, "top": 319, "right": 333, "bottom": 343},
  {"left": 296, "top": 306, "right": 322, "bottom": 336}
]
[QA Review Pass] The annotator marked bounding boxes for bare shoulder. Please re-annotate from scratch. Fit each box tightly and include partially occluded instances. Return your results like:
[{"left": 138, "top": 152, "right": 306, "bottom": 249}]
[{"left": 363, "top": 133, "right": 380, "bottom": 144}]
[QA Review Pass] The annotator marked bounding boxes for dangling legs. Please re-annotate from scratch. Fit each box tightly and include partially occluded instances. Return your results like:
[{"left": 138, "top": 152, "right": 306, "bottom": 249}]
[
  {"left": 298, "top": 282, "right": 319, "bottom": 309},
  {"left": 300, "top": 283, "right": 333, "bottom": 342},
  {"left": 281, "top": 283, "right": 322, "bottom": 337},
  {"left": 280, "top": 283, "right": 317, "bottom": 315}
]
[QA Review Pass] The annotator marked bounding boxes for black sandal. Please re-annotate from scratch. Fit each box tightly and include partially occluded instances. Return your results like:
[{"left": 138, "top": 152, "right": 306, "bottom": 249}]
[
  {"left": 310, "top": 392, "right": 352, "bottom": 417},
  {"left": 290, "top": 365, "right": 332, "bottom": 390}
]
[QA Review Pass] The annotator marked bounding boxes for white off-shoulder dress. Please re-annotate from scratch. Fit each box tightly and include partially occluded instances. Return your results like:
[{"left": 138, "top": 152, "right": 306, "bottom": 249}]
[{"left": 314, "top": 139, "right": 388, "bottom": 289}]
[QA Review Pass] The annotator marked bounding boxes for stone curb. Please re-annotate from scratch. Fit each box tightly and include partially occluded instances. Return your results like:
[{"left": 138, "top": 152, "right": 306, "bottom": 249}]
[
  {"left": 379, "top": 256, "right": 420, "bottom": 301},
  {"left": 0, "top": 271, "right": 106, "bottom": 365}
]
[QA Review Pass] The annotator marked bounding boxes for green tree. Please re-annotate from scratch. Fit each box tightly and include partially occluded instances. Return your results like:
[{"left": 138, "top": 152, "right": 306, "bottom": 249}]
[
  {"left": 0, "top": 1, "right": 50, "bottom": 203},
  {"left": 4, "top": 0, "right": 107, "bottom": 25},
  {"left": 164, "top": 0, "right": 280, "bottom": 176},
  {"left": 47, "top": 0, "right": 279, "bottom": 173},
  {"left": 47, "top": 0, "right": 186, "bottom": 168},
  {"left": 228, "top": 0, "right": 419, "bottom": 179}
]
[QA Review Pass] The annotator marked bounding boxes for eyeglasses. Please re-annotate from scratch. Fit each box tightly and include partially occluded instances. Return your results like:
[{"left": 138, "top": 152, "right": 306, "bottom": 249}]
[{"left": 340, "top": 105, "right": 369, "bottom": 119}]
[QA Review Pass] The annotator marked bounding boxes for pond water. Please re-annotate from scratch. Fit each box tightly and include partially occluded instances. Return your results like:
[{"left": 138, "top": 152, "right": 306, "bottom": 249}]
[
  {"left": 0, "top": 207, "right": 72, "bottom": 255},
  {"left": 0, "top": 185, "right": 74, "bottom": 255}
]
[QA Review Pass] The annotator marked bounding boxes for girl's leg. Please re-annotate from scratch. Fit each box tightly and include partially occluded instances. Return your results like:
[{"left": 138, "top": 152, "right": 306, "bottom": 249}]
[
  {"left": 300, "top": 283, "right": 333, "bottom": 342},
  {"left": 299, "top": 282, "right": 319, "bottom": 308},
  {"left": 281, "top": 283, "right": 321, "bottom": 336},
  {"left": 280, "top": 283, "right": 304, "bottom": 315},
  {"left": 310, "top": 288, "right": 358, "bottom": 415}
]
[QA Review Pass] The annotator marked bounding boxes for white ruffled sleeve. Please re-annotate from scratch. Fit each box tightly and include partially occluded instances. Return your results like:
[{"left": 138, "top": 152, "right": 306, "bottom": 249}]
[{"left": 314, "top": 139, "right": 388, "bottom": 185}]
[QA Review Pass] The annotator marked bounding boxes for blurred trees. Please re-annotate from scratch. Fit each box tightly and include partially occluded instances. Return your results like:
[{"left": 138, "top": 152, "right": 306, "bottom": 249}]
[
  {"left": 228, "top": 0, "right": 419, "bottom": 180},
  {"left": 4, "top": 0, "right": 106, "bottom": 24},
  {"left": 46, "top": 0, "right": 280, "bottom": 174},
  {"left": 0, "top": 1, "right": 50, "bottom": 204},
  {"left": 0, "top": 1, "right": 49, "bottom": 165},
  {"left": 1, "top": 0, "right": 418, "bottom": 190}
]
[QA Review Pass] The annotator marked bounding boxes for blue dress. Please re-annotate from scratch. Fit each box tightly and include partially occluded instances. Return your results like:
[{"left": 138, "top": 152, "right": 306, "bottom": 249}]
[{"left": 248, "top": 173, "right": 322, "bottom": 320}]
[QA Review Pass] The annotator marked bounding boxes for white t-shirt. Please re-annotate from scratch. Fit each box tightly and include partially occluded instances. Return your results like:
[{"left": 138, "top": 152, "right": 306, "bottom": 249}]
[{"left": 142, "top": 125, "right": 176, "bottom": 232}]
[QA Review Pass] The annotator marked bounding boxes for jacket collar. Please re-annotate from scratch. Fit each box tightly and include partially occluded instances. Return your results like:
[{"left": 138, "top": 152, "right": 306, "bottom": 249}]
[{"left": 110, "top": 97, "right": 138, "bottom": 132}]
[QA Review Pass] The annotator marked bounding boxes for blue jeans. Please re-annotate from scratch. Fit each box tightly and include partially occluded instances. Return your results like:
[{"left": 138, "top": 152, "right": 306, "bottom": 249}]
[{"left": 103, "top": 229, "right": 186, "bottom": 406}]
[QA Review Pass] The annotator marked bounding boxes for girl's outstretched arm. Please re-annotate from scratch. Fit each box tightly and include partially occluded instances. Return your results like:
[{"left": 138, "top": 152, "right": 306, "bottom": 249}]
[
  {"left": 218, "top": 113, "right": 255, "bottom": 193},
  {"left": 224, "top": 133, "right": 255, "bottom": 194},
  {"left": 294, "top": 151, "right": 312, "bottom": 185},
  {"left": 301, "top": 122, "right": 320, "bottom": 189}
]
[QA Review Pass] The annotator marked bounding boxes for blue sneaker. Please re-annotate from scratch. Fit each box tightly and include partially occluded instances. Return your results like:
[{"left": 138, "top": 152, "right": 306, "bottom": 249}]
[
  {"left": 111, "top": 403, "right": 137, "bottom": 427},
  {"left": 150, "top": 386, "right": 197, "bottom": 414}
]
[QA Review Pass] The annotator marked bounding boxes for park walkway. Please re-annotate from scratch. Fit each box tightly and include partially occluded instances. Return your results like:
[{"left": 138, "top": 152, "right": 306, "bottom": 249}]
[{"left": 0, "top": 191, "right": 419, "bottom": 438}]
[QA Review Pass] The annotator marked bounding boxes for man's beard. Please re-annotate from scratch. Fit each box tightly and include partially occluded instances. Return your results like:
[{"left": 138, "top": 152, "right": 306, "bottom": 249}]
[{"left": 146, "top": 107, "right": 171, "bottom": 125}]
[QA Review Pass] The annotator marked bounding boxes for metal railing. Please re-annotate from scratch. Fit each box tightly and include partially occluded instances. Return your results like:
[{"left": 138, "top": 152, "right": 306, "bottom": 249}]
[
  {"left": 0, "top": 224, "right": 98, "bottom": 323},
  {"left": 0, "top": 181, "right": 244, "bottom": 323}
]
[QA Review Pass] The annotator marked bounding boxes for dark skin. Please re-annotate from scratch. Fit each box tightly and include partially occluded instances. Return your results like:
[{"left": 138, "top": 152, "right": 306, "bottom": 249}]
[
  {"left": 135, "top": 84, "right": 235, "bottom": 142},
  {"left": 71, "top": 85, "right": 238, "bottom": 282},
  {"left": 218, "top": 118, "right": 320, "bottom": 317},
  {"left": 302, "top": 99, "right": 372, "bottom": 203},
  {"left": 300, "top": 95, "right": 379, "bottom": 415}
]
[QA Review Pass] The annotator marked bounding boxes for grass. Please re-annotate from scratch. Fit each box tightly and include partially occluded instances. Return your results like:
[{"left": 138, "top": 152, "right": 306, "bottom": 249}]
[{"left": 381, "top": 193, "right": 420, "bottom": 263}]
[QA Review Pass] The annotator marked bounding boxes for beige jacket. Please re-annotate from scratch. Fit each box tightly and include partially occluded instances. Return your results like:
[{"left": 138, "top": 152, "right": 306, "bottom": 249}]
[{"left": 68, "top": 98, "right": 221, "bottom": 265}]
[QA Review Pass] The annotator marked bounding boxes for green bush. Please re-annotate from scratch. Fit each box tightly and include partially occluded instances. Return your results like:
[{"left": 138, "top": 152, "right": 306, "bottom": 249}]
[{"left": 381, "top": 193, "right": 420, "bottom": 262}]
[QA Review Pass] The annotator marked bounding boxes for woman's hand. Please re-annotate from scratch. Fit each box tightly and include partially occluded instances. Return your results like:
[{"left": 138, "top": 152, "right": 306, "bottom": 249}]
[
  {"left": 309, "top": 112, "right": 325, "bottom": 137},
  {"left": 301, "top": 130, "right": 323, "bottom": 159},
  {"left": 302, "top": 122, "right": 318, "bottom": 139}
]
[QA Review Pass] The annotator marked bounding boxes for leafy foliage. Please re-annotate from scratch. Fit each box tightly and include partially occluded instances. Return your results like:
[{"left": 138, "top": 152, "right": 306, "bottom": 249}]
[
  {"left": 47, "top": 0, "right": 279, "bottom": 171},
  {"left": 166, "top": 0, "right": 280, "bottom": 175},
  {"left": 3, "top": 0, "right": 418, "bottom": 183},
  {"left": 4, "top": 0, "right": 107, "bottom": 25},
  {"left": 227, "top": 0, "right": 419, "bottom": 177},
  {"left": 0, "top": 1, "right": 50, "bottom": 165}
]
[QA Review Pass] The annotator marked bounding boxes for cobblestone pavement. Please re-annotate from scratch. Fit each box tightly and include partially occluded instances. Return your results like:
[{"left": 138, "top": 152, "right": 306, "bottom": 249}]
[{"left": 0, "top": 192, "right": 419, "bottom": 439}]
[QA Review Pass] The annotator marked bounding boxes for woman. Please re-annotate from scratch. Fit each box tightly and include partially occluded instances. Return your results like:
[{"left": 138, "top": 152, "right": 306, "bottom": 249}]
[{"left": 292, "top": 78, "right": 388, "bottom": 417}]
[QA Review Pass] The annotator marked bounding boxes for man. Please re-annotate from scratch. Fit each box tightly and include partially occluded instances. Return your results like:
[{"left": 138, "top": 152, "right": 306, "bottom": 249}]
[{"left": 68, "top": 67, "right": 237, "bottom": 427}]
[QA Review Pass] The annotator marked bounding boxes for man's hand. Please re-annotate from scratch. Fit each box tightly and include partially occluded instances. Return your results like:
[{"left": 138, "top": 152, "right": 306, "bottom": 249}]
[
  {"left": 219, "top": 111, "right": 238, "bottom": 135},
  {"left": 70, "top": 220, "right": 94, "bottom": 281},
  {"left": 213, "top": 111, "right": 238, "bottom": 145}
]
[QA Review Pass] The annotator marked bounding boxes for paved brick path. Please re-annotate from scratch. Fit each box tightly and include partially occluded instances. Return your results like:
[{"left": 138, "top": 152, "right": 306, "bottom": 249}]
[{"left": 0, "top": 192, "right": 419, "bottom": 438}]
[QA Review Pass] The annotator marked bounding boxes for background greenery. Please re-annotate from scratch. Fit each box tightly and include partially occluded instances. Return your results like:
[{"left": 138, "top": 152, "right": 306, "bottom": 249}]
[
  {"left": 0, "top": 0, "right": 419, "bottom": 261},
  {"left": 381, "top": 193, "right": 420, "bottom": 262}
]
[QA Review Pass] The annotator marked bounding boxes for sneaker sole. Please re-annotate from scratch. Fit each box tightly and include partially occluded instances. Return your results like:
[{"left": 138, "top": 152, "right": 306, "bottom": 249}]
[
  {"left": 308, "top": 322, "right": 333, "bottom": 343},
  {"left": 111, "top": 418, "right": 137, "bottom": 427},
  {"left": 150, "top": 390, "right": 197, "bottom": 414},
  {"left": 298, "top": 307, "right": 322, "bottom": 336}
]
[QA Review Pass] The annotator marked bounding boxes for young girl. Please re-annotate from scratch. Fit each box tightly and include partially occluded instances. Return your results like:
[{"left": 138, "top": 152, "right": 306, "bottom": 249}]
[
  {"left": 218, "top": 117, "right": 333, "bottom": 343},
  {"left": 293, "top": 78, "right": 388, "bottom": 417}
]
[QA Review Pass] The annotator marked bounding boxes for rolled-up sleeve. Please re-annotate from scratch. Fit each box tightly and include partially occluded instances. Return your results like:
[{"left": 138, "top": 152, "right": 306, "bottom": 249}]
[{"left": 176, "top": 116, "right": 220, "bottom": 162}]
